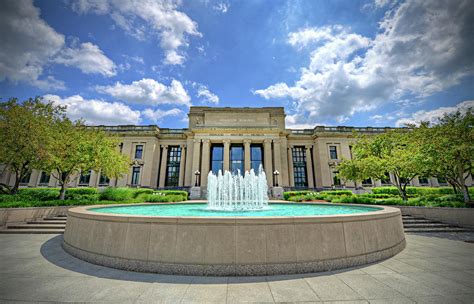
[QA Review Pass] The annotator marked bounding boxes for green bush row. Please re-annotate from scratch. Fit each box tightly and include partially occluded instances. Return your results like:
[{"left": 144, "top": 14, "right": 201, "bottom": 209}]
[
  {"left": 1, "top": 188, "right": 100, "bottom": 201},
  {"left": 142, "top": 194, "right": 186, "bottom": 202},
  {"left": 283, "top": 189, "right": 353, "bottom": 200},
  {"left": 99, "top": 187, "right": 189, "bottom": 202},
  {"left": 372, "top": 186, "right": 474, "bottom": 196}
]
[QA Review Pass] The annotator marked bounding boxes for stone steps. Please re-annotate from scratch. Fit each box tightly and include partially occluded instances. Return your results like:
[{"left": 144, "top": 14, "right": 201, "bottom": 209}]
[
  {"left": 402, "top": 214, "right": 472, "bottom": 233},
  {"left": 1, "top": 215, "right": 67, "bottom": 234}
]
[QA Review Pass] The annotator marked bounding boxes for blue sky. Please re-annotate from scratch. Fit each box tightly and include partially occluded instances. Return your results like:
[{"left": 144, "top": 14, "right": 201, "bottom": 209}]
[{"left": 1, "top": 0, "right": 473, "bottom": 128}]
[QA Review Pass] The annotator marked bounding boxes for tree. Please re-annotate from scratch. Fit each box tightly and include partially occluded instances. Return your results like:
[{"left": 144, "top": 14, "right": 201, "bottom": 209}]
[
  {"left": 42, "top": 119, "right": 129, "bottom": 200},
  {"left": 0, "top": 97, "right": 65, "bottom": 194},
  {"left": 337, "top": 129, "right": 431, "bottom": 201},
  {"left": 416, "top": 109, "right": 474, "bottom": 203}
]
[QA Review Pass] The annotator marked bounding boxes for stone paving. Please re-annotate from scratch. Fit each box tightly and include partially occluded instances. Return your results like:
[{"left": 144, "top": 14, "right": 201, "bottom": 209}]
[{"left": 0, "top": 233, "right": 473, "bottom": 303}]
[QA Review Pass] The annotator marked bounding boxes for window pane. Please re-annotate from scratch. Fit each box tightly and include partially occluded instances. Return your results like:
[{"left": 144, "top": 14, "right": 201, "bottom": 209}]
[
  {"left": 135, "top": 145, "right": 143, "bottom": 159},
  {"left": 131, "top": 167, "right": 141, "bottom": 185},
  {"left": 329, "top": 146, "right": 338, "bottom": 160},
  {"left": 230, "top": 145, "right": 244, "bottom": 175},
  {"left": 165, "top": 146, "right": 181, "bottom": 187},
  {"left": 292, "top": 147, "right": 307, "bottom": 188},
  {"left": 211, "top": 145, "right": 224, "bottom": 174}
]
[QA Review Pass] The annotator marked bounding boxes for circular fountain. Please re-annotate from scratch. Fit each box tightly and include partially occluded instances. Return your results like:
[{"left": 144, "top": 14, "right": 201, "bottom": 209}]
[{"left": 63, "top": 167, "right": 405, "bottom": 276}]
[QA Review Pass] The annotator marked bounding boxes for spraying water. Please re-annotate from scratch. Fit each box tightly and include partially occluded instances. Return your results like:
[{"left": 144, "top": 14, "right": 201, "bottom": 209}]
[{"left": 207, "top": 165, "right": 269, "bottom": 211}]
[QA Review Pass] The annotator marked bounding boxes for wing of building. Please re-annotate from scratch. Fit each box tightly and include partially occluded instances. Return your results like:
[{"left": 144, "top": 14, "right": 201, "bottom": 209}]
[{"left": 1, "top": 106, "right": 466, "bottom": 191}]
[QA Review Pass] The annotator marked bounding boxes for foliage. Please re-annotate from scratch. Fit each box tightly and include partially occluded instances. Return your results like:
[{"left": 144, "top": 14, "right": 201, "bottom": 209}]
[
  {"left": 100, "top": 187, "right": 188, "bottom": 202},
  {"left": 331, "top": 195, "right": 376, "bottom": 204},
  {"left": 42, "top": 118, "right": 129, "bottom": 200},
  {"left": 415, "top": 109, "right": 474, "bottom": 203},
  {"left": 337, "top": 129, "right": 432, "bottom": 201},
  {"left": 283, "top": 191, "right": 314, "bottom": 200},
  {"left": 372, "top": 186, "right": 473, "bottom": 196},
  {"left": 0, "top": 199, "right": 144, "bottom": 209},
  {"left": 100, "top": 187, "right": 139, "bottom": 201},
  {"left": 320, "top": 190, "right": 353, "bottom": 196},
  {"left": 0, "top": 97, "right": 65, "bottom": 194},
  {"left": 154, "top": 190, "right": 189, "bottom": 200},
  {"left": 142, "top": 194, "right": 186, "bottom": 202},
  {"left": 18, "top": 188, "right": 60, "bottom": 201}
]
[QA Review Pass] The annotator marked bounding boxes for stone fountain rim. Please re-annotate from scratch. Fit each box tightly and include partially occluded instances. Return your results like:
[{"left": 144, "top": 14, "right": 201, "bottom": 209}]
[{"left": 68, "top": 201, "right": 399, "bottom": 224}]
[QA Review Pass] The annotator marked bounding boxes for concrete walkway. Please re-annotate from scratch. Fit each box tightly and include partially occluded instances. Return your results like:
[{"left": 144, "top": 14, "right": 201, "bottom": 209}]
[{"left": 0, "top": 233, "right": 473, "bottom": 303}]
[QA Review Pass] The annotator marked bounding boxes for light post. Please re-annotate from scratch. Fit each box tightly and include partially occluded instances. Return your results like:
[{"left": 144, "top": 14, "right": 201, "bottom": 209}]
[
  {"left": 273, "top": 170, "right": 280, "bottom": 187},
  {"left": 194, "top": 170, "right": 201, "bottom": 187}
]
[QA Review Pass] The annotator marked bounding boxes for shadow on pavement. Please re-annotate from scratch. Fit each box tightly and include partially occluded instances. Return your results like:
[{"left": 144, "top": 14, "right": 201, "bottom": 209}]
[{"left": 40, "top": 234, "right": 368, "bottom": 284}]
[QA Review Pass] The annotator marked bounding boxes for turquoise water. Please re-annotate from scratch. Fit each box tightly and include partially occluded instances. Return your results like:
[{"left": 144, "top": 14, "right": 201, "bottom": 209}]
[{"left": 89, "top": 203, "right": 382, "bottom": 217}]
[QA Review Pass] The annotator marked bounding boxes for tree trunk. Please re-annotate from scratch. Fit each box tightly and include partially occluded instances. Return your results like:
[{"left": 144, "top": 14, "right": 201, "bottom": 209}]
[
  {"left": 462, "top": 185, "right": 471, "bottom": 204},
  {"left": 11, "top": 176, "right": 21, "bottom": 195},
  {"left": 59, "top": 183, "right": 66, "bottom": 200}
]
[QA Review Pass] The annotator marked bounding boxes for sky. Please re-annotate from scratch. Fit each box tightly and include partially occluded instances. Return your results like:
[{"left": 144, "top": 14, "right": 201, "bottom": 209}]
[{"left": 0, "top": 0, "right": 473, "bottom": 129}]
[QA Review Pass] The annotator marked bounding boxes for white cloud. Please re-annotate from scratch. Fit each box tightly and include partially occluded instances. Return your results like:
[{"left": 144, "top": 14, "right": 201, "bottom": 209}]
[
  {"left": 54, "top": 42, "right": 117, "bottom": 77},
  {"left": 44, "top": 94, "right": 141, "bottom": 125},
  {"left": 96, "top": 78, "right": 191, "bottom": 106},
  {"left": 255, "top": 0, "right": 474, "bottom": 126},
  {"left": 195, "top": 84, "right": 219, "bottom": 104},
  {"left": 142, "top": 108, "right": 184, "bottom": 123},
  {"left": 213, "top": 2, "right": 230, "bottom": 13},
  {"left": 396, "top": 100, "right": 474, "bottom": 126},
  {"left": 71, "top": 0, "right": 201, "bottom": 65},
  {"left": 0, "top": 0, "right": 65, "bottom": 89}
]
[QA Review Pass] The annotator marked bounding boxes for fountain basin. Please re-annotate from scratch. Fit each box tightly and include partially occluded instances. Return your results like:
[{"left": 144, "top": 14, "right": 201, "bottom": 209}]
[{"left": 63, "top": 202, "right": 405, "bottom": 276}]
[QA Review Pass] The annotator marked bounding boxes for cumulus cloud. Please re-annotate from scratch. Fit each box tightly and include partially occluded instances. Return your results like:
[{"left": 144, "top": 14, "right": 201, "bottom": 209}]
[
  {"left": 96, "top": 78, "right": 191, "bottom": 106},
  {"left": 396, "top": 100, "right": 474, "bottom": 126},
  {"left": 44, "top": 94, "right": 141, "bottom": 125},
  {"left": 142, "top": 108, "right": 184, "bottom": 123},
  {"left": 255, "top": 0, "right": 474, "bottom": 127},
  {"left": 54, "top": 42, "right": 116, "bottom": 77},
  {"left": 0, "top": 0, "right": 65, "bottom": 89},
  {"left": 195, "top": 84, "right": 219, "bottom": 104},
  {"left": 71, "top": 0, "right": 201, "bottom": 65}
]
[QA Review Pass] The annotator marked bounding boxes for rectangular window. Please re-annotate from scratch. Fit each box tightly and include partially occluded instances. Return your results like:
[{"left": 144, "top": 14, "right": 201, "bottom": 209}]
[
  {"left": 131, "top": 167, "right": 141, "bottom": 186},
  {"left": 419, "top": 177, "right": 429, "bottom": 185},
  {"left": 99, "top": 174, "right": 110, "bottom": 186},
  {"left": 437, "top": 176, "right": 448, "bottom": 185},
  {"left": 79, "top": 170, "right": 91, "bottom": 185},
  {"left": 211, "top": 145, "right": 224, "bottom": 174},
  {"left": 20, "top": 172, "right": 31, "bottom": 185},
  {"left": 39, "top": 171, "right": 50, "bottom": 185},
  {"left": 381, "top": 172, "right": 391, "bottom": 185},
  {"left": 362, "top": 178, "right": 372, "bottom": 186},
  {"left": 292, "top": 147, "right": 307, "bottom": 188},
  {"left": 230, "top": 145, "right": 244, "bottom": 175},
  {"left": 165, "top": 146, "right": 181, "bottom": 187},
  {"left": 134, "top": 145, "right": 144, "bottom": 159},
  {"left": 329, "top": 145, "right": 338, "bottom": 160},
  {"left": 250, "top": 145, "right": 263, "bottom": 173}
]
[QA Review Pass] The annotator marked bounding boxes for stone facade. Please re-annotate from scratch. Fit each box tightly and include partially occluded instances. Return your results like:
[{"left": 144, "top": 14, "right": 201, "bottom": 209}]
[{"left": 1, "top": 106, "right": 471, "bottom": 191}]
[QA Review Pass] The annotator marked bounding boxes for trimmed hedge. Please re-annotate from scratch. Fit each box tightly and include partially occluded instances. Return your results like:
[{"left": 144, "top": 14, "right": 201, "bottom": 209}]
[
  {"left": 283, "top": 191, "right": 314, "bottom": 200},
  {"left": 99, "top": 187, "right": 151, "bottom": 201},
  {"left": 372, "top": 186, "right": 456, "bottom": 196},
  {"left": 331, "top": 196, "right": 376, "bottom": 204},
  {"left": 143, "top": 194, "right": 186, "bottom": 202},
  {"left": 154, "top": 190, "right": 188, "bottom": 200}
]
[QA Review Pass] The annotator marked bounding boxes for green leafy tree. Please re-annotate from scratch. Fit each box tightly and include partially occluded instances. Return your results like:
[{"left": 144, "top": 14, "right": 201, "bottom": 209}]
[
  {"left": 337, "top": 130, "right": 431, "bottom": 201},
  {"left": 42, "top": 119, "right": 129, "bottom": 200},
  {"left": 416, "top": 109, "right": 473, "bottom": 203},
  {"left": 0, "top": 97, "right": 65, "bottom": 194}
]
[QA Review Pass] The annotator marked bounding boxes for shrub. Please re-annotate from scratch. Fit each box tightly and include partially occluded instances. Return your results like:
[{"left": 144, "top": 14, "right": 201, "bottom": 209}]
[
  {"left": 0, "top": 194, "right": 23, "bottom": 203},
  {"left": 331, "top": 195, "right": 376, "bottom": 204},
  {"left": 359, "top": 193, "right": 396, "bottom": 199},
  {"left": 65, "top": 188, "right": 99, "bottom": 200},
  {"left": 375, "top": 198, "right": 404, "bottom": 205},
  {"left": 18, "top": 188, "right": 60, "bottom": 201},
  {"left": 100, "top": 187, "right": 136, "bottom": 201},
  {"left": 287, "top": 195, "right": 306, "bottom": 202},
  {"left": 320, "top": 190, "right": 353, "bottom": 196},
  {"left": 143, "top": 194, "right": 186, "bottom": 202},
  {"left": 372, "top": 186, "right": 462, "bottom": 196},
  {"left": 283, "top": 191, "right": 315, "bottom": 200},
  {"left": 154, "top": 190, "right": 188, "bottom": 200}
]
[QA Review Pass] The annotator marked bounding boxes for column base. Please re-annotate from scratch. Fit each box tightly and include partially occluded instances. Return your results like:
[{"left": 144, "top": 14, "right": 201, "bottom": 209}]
[
  {"left": 271, "top": 187, "right": 284, "bottom": 199},
  {"left": 190, "top": 186, "right": 202, "bottom": 200}
]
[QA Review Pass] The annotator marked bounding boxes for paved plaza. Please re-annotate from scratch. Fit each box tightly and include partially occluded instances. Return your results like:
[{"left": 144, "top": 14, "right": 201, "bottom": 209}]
[{"left": 0, "top": 233, "right": 473, "bottom": 303}]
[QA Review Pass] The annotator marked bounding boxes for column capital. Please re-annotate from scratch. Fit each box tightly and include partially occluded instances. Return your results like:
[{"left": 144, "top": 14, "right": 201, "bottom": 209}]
[
  {"left": 273, "top": 139, "right": 281, "bottom": 144},
  {"left": 193, "top": 139, "right": 201, "bottom": 143},
  {"left": 161, "top": 144, "right": 168, "bottom": 149},
  {"left": 202, "top": 139, "right": 210, "bottom": 145},
  {"left": 263, "top": 139, "right": 272, "bottom": 145},
  {"left": 305, "top": 144, "right": 313, "bottom": 150},
  {"left": 223, "top": 139, "right": 231, "bottom": 145},
  {"left": 243, "top": 139, "right": 252, "bottom": 145},
  {"left": 180, "top": 144, "right": 186, "bottom": 149}
]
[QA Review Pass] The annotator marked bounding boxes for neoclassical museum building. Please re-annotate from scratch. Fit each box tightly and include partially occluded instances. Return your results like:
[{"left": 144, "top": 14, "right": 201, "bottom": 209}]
[{"left": 1, "top": 107, "right": 466, "bottom": 192}]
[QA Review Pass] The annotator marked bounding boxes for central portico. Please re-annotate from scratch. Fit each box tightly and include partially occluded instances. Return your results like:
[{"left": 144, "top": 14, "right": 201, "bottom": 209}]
[{"left": 187, "top": 107, "right": 287, "bottom": 188}]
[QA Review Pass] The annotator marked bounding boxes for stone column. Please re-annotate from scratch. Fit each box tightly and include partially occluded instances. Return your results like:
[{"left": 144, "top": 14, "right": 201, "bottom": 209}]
[
  {"left": 264, "top": 139, "right": 273, "bottom": 187},
  {"left": 244, "top": 139, "right": 251, "bottom": 173},
  {"left": 158, "top": 145, "right": 168, "bottom": 188},
  {"left": 412, "top": 177, "right": 420, "bottom": 186},
  {"left": 223, "top": 139, "right": 231, "bottom": 172},
  {"left": 201, "top": 140, "right": 211, "bottom": 187},
  {"left": 280, "top": 137, "right": 289, "bottom": 186},
  {"left": 178, "top": 145, "right": 186, "bottom": 187},
  {"left": 305, "top": 145, "right": 315, "bottom": 188},
  {"left": 287, "top": 146, "right": 295, "bottom": 187},
  {"left": 273, "top": 139, "right": 282, "bottom": 185},
  {"left": 191, "top": 139, "right": 201, "bottom": 186},
  {"left": 150, "top": 141, "right": 161, "bottom": 188},
  {"left": 312, "top": 140, "right": 324, "bottom": 188},
  {"left": 184, "top": 137, "right": 194, "bottom": 186}
]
